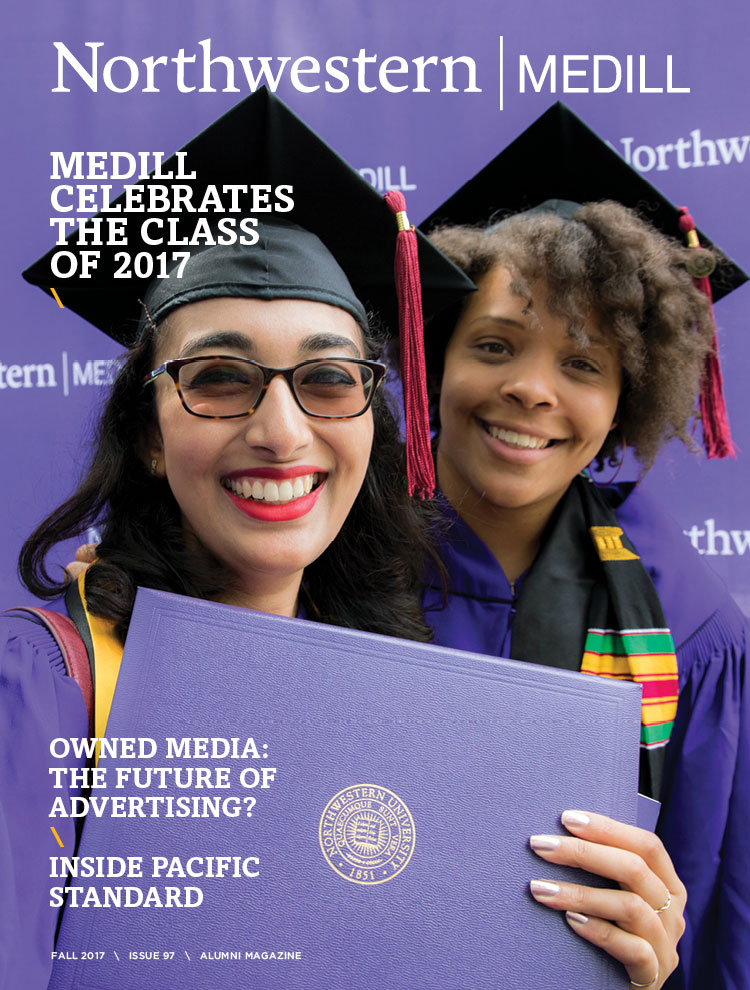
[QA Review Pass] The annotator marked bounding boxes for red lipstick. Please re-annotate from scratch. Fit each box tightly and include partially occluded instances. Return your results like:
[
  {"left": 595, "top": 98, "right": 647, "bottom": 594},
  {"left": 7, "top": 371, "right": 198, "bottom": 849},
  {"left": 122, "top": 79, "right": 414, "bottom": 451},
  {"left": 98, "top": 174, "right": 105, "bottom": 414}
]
[
  {"left": 224, "top": 477, "right": 326, "bottom": 522},
  {"left": 223, "top": 465, "right": 325, "bottom": 481}
]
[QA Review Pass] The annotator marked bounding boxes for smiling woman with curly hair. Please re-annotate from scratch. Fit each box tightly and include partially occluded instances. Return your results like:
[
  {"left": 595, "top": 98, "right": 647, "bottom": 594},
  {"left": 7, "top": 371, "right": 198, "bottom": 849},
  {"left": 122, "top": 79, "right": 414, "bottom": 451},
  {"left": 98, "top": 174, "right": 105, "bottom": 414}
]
[
  {"left": 420, "top": 190, "right": 748, "bottom": 990},
  {"left": 426, "top": 201, "right": 715, "bottom": 470}
]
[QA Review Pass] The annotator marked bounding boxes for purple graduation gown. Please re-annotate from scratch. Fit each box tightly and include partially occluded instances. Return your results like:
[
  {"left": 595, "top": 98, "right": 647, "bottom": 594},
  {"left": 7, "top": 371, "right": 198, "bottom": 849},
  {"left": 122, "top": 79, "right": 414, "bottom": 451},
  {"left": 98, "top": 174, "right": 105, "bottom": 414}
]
[
  {"left": 424, "top": 486, "right": 749, "bottom": 990},
  {"left": 0, "top": 611, "right": 88, "bottom": 990},
  {"left": 1, "top": 599, "right": 315, "bottom": 990},
  {"left": 2, "top": 489, "right": 746, "bottom": 989}
]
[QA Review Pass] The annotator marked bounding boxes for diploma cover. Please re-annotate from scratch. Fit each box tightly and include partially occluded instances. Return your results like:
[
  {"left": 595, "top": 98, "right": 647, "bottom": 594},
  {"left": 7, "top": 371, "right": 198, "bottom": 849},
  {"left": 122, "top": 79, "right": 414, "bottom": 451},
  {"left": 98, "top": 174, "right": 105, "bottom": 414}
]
[{"left": 49, "top": 587, "right": 641, "bottom": 989}]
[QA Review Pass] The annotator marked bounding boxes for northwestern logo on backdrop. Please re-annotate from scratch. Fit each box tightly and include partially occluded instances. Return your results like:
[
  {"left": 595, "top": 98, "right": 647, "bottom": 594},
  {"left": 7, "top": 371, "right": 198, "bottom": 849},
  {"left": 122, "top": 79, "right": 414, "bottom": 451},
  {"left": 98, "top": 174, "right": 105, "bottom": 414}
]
[
  {"left": 0, "top": 353, "right": 123, "bottom": 395},
  {"left": 613, "top": 130, "right": 749, "bottom": 174},
  {"left": 685, "top": 520, "right": 750, "bottom": 557}
]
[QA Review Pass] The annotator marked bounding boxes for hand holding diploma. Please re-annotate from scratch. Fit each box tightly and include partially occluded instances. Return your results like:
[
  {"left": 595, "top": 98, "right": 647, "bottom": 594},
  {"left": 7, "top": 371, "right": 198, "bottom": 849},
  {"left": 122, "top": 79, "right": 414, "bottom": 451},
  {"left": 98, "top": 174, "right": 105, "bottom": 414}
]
[{"left": 530, "top": 810, "right": 686, "bottom": 989}]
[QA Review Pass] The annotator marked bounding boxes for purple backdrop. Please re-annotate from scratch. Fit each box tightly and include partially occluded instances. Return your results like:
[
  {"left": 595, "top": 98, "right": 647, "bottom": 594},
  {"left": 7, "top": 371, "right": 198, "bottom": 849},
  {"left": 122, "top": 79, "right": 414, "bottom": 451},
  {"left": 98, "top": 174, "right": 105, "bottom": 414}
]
[{"left": 2, "top": 0, "right": 749, "bottom": 613}]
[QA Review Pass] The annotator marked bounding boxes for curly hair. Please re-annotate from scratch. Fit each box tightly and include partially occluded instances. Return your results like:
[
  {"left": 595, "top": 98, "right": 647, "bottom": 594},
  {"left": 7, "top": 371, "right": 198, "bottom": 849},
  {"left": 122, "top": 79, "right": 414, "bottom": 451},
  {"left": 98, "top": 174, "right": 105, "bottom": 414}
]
[
  {"left": 19, "top": 319, "right": 435, "bottom": 643},
  {"left": 426, "top": 201, "right": 717, "bottom": 469}
]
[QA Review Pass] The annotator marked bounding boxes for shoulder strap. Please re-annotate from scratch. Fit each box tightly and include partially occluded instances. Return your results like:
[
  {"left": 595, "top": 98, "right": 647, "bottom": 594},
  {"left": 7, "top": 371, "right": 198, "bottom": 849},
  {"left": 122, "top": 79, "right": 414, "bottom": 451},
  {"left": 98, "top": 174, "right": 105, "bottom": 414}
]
[
  {"left": 6, "top": 606, "right": 94, "bottom": 734},
  {"left": 67, "top": 573, "right": 125, "bottom": 742}
]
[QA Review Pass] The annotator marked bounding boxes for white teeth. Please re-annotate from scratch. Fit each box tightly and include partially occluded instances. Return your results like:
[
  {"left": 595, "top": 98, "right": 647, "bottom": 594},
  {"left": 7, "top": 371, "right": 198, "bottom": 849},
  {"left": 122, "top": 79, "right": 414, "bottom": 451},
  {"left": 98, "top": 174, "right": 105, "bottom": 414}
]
[
  {"left": 486, "top": 425, "right": 550, "bottom": 450},
  {"left": 224, "top": 473, "right": 320, "bottom": 504}
]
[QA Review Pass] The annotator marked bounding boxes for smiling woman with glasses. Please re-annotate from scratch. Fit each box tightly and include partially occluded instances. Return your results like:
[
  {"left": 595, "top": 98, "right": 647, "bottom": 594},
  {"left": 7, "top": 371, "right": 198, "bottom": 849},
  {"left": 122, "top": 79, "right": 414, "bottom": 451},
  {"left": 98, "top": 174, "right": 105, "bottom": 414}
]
[
  {"left": 18, "top": 246, "right": 426, "bottom": 634},
  {"left": 3, "top": 92, "right": 472, "bottom": 990}
]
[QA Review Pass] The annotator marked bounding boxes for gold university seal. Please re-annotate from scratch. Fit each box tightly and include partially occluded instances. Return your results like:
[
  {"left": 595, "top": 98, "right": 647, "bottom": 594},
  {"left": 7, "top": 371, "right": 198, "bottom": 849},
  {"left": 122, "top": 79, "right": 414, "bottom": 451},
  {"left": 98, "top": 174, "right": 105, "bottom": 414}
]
[{"left": 318, "top": 784, "right": 416, "bottom": 885}]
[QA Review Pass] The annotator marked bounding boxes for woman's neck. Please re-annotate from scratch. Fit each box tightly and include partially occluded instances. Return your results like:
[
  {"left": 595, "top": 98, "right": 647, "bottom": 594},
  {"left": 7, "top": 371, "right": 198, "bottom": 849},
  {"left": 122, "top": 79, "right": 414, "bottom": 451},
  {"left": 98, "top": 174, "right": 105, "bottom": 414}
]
[
  {"left": 454, "top": 500, "right": 555, "bottom": 583},
  {"left": 216, "top": 571, "right": 303, "bottom": 618},
  {"left": 437, "top": 461, "right": 562, "bottom": 583},
  {"left": 181, "top": 526, "right": 303, "bottom": 618}
]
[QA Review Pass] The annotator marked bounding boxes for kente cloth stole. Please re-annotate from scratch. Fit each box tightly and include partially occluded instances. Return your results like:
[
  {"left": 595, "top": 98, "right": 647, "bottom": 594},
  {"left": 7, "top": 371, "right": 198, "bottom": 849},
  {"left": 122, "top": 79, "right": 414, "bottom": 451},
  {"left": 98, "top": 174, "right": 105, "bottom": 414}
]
[{"left": 510, "top": 474, "right": 679, "bottom": 799}]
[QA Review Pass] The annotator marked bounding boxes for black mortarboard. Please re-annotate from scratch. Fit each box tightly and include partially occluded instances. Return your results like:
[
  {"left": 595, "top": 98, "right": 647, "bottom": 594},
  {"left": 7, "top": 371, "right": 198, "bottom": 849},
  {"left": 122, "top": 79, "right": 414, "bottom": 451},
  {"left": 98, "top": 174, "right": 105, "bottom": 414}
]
[
  {"left": 421, "top": 101, "right": 746, "bottom": 458},
  {"left": 421, "top": 101, "right": 748, "bottom": 302},
  {"left": 23, "top": 88, "right": 472, "bottom": 346},
  {"left": 24, "top": 89, "right": 473, "bottom": 495}
]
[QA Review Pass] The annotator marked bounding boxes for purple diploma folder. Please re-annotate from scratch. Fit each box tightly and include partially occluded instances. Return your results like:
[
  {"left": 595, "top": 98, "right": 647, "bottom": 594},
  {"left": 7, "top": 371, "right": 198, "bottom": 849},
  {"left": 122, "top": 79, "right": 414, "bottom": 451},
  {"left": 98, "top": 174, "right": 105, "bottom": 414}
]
[{"left": 49, "top": 587, "right": 640, "bottom": 989}]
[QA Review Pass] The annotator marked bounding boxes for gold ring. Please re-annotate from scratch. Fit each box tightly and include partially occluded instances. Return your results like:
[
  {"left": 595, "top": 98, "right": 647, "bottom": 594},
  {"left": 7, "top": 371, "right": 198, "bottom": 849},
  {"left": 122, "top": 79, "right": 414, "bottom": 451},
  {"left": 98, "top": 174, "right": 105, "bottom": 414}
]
[
  {"left": 655, "top": 889, "right": 672, "bottom": 914},
  {"left": 629, "top": 974, "right": 658, "bottom": 988}
]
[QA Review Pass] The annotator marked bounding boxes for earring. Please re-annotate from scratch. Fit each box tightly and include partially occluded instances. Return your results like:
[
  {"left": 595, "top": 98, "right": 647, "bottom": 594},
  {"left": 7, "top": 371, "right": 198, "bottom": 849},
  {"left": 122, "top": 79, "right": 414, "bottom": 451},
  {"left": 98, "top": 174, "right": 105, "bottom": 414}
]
[
  {"left": 598, "top": 430, "right": 627, "bottom": 487},
  {"left": 150, "top": 458, "right": 158, "bottom": 476}
]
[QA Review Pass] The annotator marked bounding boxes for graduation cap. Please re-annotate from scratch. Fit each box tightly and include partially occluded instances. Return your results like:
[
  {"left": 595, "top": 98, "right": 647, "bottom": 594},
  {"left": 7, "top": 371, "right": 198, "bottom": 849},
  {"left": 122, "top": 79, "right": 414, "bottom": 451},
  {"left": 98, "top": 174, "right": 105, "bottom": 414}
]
[
  {"left": 421, "top": 101, "right": 747, "bottom": 457},
  {"left": 421, "top": 101, "right": 747, "bottom": 302},
  {"left": 26, "top": 88, "right": 472, "bottom": 342},
  {"left": 23, "top": 88, "right": 473, "bottom": 495}
]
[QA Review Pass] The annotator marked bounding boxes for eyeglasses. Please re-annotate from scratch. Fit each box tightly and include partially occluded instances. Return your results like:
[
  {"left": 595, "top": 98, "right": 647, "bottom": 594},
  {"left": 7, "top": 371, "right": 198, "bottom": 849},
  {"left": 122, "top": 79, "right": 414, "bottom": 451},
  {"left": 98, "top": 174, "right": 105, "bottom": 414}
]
[{"left": 143, "top": 355, "right": 386, "bottom": 420}]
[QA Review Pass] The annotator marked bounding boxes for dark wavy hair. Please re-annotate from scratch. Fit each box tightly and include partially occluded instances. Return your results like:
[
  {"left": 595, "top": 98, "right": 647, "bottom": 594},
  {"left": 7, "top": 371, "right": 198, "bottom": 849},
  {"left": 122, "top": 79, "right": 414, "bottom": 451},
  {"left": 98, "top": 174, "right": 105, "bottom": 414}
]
[
  {"left": 426, "top": 201, "right": 717, "bottom": 469},
  {"left": 19, "top": 319, "right": 434, "bottom": 643}
]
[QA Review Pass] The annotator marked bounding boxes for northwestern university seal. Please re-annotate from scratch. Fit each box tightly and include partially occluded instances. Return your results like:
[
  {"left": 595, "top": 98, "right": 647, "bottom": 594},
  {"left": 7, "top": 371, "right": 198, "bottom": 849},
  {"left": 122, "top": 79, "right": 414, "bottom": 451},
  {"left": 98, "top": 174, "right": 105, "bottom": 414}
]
[{"left": 318, "top": 784, "right": 416, "bottom": 885}]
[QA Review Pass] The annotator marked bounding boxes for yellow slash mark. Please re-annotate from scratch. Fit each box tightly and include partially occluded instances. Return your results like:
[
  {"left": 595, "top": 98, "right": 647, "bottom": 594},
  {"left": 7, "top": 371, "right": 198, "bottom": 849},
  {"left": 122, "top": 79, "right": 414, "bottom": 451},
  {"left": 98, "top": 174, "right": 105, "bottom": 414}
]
[
  {"left": 50, "top": 287, "right": 64, "bottom": 308},
  {"left": 50, "top": 826, "right": 64, "bottom": 848}
]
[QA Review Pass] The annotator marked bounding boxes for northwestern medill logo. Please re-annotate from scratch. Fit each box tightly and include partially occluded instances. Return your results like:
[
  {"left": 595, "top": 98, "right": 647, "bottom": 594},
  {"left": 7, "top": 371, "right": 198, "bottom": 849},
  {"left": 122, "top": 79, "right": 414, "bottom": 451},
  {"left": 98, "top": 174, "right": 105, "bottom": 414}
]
[
  {"left": 0, "top": 353, "right": 123, "bottom": 395},
  {"left": 319, "top": 785, "right": 416, "bottom": 885}
]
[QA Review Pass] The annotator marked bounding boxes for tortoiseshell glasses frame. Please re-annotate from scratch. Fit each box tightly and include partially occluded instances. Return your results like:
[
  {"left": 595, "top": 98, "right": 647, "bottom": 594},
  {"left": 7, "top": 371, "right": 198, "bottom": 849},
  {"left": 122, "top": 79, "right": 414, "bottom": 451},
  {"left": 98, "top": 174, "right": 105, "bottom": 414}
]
[{"left": 143, "top": 354, "right": 386, "bottom": 420}]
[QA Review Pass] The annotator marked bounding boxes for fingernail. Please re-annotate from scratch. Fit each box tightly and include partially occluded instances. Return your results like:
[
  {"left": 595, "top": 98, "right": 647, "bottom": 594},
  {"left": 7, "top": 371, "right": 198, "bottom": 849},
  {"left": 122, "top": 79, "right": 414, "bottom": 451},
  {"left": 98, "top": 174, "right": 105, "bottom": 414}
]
[
  {"left": 566, "top": 911, "right": 589, "bottom": 925},
  {"left": 530, "top": 834, "right": 562, "bottom": 851},
  {"left": 530, "top": 880, "right": 560, "bottom": 898},
  {"left": 561, "top": 810, "right": 590, "bottom": 828}
]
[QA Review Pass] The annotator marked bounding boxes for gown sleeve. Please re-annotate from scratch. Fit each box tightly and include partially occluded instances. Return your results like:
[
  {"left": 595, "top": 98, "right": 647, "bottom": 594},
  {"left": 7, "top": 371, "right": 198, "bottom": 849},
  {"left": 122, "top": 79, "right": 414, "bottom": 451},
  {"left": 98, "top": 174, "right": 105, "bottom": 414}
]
[
  {"left": 658, "top": 604, "right": 749, "bottom": 990},
  {"left": 616, "top": 487, "right": 750, "bottom": 990},
  {"left": 0, "top": 614, "right": 88, "bottom": 990}
]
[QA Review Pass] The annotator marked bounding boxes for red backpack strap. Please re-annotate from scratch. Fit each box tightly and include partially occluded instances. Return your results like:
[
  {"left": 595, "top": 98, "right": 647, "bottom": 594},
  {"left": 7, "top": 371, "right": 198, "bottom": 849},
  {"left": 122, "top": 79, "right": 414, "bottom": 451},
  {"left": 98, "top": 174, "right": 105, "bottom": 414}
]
[{"left": 6, "top": 606, "right": 94, "bottom": 735}]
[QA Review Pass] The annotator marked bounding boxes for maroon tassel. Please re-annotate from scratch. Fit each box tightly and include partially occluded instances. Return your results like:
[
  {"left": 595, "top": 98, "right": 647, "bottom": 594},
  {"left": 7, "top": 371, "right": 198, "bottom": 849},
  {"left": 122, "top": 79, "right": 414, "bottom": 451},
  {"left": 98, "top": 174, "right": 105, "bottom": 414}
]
[
  {"left": 384, "top": 190, "right": 435, "bottom": 498},
  {"left": 677, "top": 206, "right": 735, "bottom": 459}
]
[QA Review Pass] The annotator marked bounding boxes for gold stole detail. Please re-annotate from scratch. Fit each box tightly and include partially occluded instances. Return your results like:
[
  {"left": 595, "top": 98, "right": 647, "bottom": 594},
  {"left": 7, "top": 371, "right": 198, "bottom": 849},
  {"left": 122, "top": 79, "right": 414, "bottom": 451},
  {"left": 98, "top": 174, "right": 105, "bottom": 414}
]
[{"left": 76, "top": 573, "right": 125, "bottom": 759}]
